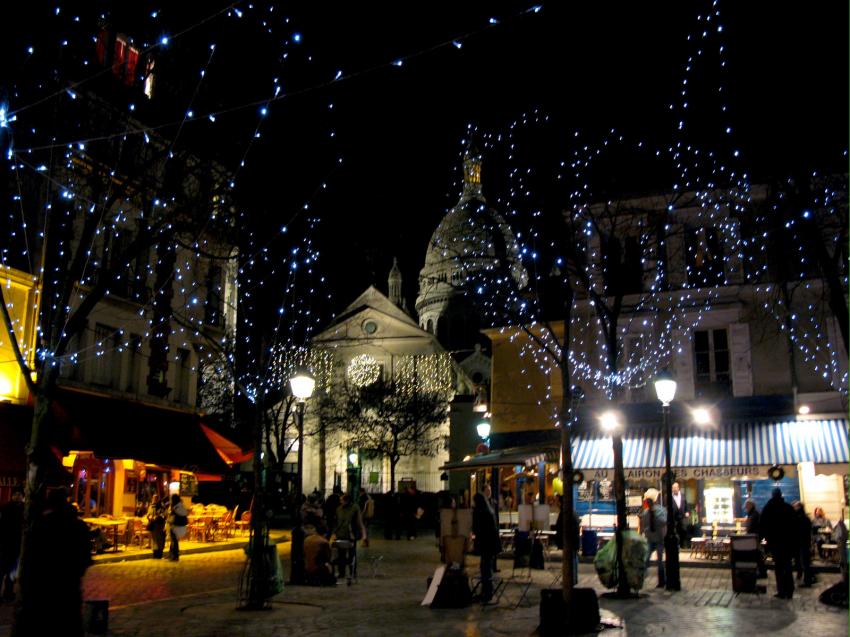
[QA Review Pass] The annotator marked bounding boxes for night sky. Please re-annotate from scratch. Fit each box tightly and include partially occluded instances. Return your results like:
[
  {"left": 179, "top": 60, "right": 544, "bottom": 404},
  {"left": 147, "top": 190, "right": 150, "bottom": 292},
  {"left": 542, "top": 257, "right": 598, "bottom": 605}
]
[{"left": 6, "top": 1, "right": 848, "bottom": 318}]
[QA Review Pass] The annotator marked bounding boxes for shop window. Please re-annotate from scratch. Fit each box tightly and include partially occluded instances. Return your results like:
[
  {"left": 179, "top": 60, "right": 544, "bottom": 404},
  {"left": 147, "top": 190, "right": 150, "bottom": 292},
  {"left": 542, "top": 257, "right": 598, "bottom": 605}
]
[
  {"left": 143, "top": 57, "right": 156, "bottom": 99},
  {"left": 693, "top": 328, "right": 731, "bottom": 398},
  {"left": 686, "top": 226, "right": 725, "bottom": 287}
]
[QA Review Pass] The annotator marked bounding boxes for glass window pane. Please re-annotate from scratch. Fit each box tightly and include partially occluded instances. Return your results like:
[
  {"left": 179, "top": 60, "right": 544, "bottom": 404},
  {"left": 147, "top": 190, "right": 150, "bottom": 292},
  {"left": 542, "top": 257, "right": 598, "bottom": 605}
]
[
  {"left": 713, "top": 329, "right": 728, "bottom": 350},
  {"left": 715, "top": 351, "right": 730, "bottom": 374},
  {"left": 694, "top": 330, "right": 709, "bottom": 352}
]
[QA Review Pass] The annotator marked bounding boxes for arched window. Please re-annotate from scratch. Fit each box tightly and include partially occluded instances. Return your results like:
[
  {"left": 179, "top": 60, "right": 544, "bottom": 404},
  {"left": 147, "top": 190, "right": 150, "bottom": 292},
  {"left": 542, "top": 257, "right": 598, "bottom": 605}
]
[{"left": 426, "top": 319, "right": 434, "bottom": 334}]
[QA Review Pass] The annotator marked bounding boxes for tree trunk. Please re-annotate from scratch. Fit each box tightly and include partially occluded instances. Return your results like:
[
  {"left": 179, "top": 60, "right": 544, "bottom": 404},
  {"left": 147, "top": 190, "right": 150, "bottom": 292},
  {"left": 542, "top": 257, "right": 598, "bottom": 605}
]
[
  {"left": 13, "top": 386, "right": 54, "bottom": 635},
  {"left": 390, "top": 456, "right": 398, "bottom": 494},
  {"left": 559, "top": 289, "right": 577, "bottom": 605},
  {"left": 244, "top": 400, "right": 268, "bottom": 609}
]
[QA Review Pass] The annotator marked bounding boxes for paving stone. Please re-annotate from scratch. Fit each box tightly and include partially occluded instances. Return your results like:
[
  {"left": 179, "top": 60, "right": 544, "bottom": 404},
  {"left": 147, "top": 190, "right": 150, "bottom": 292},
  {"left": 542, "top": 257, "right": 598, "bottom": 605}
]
[{"left": 0, "top": 535, "right": 846, "bottom": 636}]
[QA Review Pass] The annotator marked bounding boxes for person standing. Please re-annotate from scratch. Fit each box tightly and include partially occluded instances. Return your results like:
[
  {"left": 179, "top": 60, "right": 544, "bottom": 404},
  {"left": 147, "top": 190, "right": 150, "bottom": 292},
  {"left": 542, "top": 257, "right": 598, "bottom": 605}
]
[
  {"left": 334, "top": 493, "right": 366, "bottom": 584},
  {"left": 359, "top": 488, "right": 374, "bottom": 539},
  {"left": 760, "top": 487, "right": 797, "bottom": 599},
  {"left": 401, "top": 485, "right": 420, "bottom": 540},
  {"left": 472, "top": 484, "right": 501, "bottom": 603},
  {"left": 744, "top": 500, "right": 767, "bottom": 577},
  {"left": 0, "top": 487, "right": 24, "bottom": 601},
  {"left": 744, "top": 500, "right": 761, "bottom": 535},
  {"left": 670, "top": 482, "right": 690, "bottom": 547},
  {"left": 166, "top": 494, "right": 188, "bottom": 562},
  {"left": 17, "top": 488, "right": 92, "bottom": 636},
  {"left": 792, "top": 501, "right": 816, "bottom": 586},
  {"left": 640, "top": 496, "right": 668, "bottom": 588},
  {"left": 323, "top": 486, "right": 342, "bottom": 540},
  {"left": 146, "top": 495, "right": 167, "bottom": 559}
]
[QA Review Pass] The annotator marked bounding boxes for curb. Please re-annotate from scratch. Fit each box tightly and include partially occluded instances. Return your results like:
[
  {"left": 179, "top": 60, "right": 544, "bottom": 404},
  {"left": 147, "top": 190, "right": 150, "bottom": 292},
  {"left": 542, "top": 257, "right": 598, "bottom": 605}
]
[{"left": 93, "top": 533, "right": 291, "bottom": 565}]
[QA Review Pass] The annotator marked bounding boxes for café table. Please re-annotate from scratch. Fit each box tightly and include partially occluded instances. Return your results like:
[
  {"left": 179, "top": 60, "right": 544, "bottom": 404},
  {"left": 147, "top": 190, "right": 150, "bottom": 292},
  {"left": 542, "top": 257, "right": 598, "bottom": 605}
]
[{"left": 83, "top": 517, "right": 126, "bottom": 553}]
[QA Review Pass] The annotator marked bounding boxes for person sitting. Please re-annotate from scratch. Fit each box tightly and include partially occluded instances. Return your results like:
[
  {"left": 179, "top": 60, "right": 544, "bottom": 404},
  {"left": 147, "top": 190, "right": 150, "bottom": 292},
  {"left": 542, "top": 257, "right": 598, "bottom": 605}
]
[
  {"left": 812, "top": 507, "right": 833, "bottom": 559},
  {"left": 304, "top": 524, "right": 336, "bottom": 586}
]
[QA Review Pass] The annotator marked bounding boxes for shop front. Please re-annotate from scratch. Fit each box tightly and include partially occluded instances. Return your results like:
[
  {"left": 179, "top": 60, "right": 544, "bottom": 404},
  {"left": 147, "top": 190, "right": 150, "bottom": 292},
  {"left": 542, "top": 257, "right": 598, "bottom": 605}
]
[
  {"left": 442, "top": 417, "right": 848, "bottom": 536},
  {"left": 52, "top": 387, "right": 231, "bottom": 517},
  {"left": 571, "top": 417, "right": 848, "bottom": 533}
]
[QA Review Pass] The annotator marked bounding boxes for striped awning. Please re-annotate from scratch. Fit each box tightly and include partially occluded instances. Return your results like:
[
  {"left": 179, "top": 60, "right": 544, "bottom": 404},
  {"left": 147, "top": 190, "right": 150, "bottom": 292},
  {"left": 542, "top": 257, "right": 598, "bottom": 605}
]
[{"left": 571, "top": 419, "right": 848, "bottom": 469}]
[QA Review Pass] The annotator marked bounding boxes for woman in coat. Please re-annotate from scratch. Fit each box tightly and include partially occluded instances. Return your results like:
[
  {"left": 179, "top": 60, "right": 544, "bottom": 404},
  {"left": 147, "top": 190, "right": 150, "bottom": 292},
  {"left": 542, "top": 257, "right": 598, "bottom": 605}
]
[{"left": 167, "top": 494, "right": 188, "bottom": 561}]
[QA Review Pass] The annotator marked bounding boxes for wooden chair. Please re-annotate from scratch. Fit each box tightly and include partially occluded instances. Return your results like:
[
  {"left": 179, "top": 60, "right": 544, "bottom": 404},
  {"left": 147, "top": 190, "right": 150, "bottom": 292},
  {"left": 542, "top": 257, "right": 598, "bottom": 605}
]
[
  {"left": 131, "top": 518, "right": 150, "bottom": 549},
  {"left": 218, "top": 510, "right": 235, "bottom": 540},
  {"left": 238, "top": 511, "right": 251, "bottom": 535}
]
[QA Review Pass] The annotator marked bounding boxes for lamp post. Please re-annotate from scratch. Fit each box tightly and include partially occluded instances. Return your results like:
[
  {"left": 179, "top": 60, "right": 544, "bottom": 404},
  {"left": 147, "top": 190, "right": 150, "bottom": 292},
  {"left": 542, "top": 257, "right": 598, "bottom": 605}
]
[
  {"left": 289, "top": 368, "right": 315, "bottom": 498},
  {"left": 654, "top": 369, "right": 680, "bottom": 591}
]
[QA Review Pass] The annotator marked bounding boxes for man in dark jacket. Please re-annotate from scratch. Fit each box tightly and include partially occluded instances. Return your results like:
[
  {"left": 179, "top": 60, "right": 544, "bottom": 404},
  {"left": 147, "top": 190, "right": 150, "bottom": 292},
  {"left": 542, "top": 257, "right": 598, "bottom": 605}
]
[
  {"left": 744, "top": 500, "right": 760, "bottom": 535},
  {"left": 792, "top": 501, "right": 816, "bottom": 586},
  {"left": 472, "top": 485, "right": 501, "bottom": 602},
  {"left": 759, "top": 488, "right": 797, "bottom": 598}
]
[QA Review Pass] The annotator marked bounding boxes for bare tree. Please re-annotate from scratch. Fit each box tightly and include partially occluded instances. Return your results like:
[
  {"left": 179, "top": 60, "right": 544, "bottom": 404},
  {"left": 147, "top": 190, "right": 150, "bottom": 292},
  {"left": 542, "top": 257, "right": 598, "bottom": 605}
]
[{"left": 318, "top": 378, "right": 448, "bottom": 492}]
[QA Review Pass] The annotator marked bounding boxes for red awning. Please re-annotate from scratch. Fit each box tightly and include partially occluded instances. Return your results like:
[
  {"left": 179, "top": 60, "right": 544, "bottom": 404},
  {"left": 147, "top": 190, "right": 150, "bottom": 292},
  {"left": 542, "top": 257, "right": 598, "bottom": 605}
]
[{"left": 200, "top": 423, "right": 253, "bottom": 465}]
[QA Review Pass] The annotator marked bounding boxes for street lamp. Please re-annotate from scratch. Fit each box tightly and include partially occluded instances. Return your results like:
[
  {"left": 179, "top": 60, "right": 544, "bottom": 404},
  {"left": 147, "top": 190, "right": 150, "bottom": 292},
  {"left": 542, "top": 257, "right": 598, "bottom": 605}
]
[
  {"left": 476, "top": 419, "right": 491, "bottom": 441},
  {"left": 654, "top": 368, "right": 680, "bottom": 591},
  {"left": 289, "top": 368, "right": 315, "bottom": 497}
]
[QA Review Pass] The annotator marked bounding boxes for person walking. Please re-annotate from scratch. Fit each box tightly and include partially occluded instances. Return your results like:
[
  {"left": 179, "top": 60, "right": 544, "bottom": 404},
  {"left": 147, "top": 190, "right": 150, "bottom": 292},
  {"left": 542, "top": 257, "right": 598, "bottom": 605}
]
[
  {"left": 472, "top": 484, "right": 501, "bottom": 603},
  {"left": 166, "top": 494, "right": 188, "bottom": 561},
  {"left": 401, "top": 485, "right": 420, "bottom": 540},
  {"left": 760, "top": 487, "right": 797, "bottom": 599},
  {"left": 333, "top": 493, "right": 367, "bottom": 585},
  {"left": 146, "top": 495, "right": 167, "bottom": 559},
  {"left": 640, "top": 496, "right": 668, "bottom": 588},
  {"left": 792, "top": 501, "right": 816, "bottom": 586},
  {"left": 0, "top": 487, "right": 24, "bottom": 601}
]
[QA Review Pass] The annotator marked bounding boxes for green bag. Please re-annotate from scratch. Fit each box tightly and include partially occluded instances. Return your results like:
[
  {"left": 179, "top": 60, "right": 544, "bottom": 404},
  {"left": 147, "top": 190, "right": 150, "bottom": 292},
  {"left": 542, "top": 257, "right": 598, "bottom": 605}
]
[
  {"left": 593, "top": 536, "right": 618, "bottom": 588},
  {"left": 593, "top": 531, "right": 649, "bottom": 591}
]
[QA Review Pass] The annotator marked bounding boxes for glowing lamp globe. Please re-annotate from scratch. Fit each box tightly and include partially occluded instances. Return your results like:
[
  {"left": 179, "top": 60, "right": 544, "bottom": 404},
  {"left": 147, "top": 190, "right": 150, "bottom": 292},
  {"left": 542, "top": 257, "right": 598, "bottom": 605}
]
[
  {"left": 289, "top": 369, "right": 316, "bottom": 401},
  {"left": 654, "top": 369, "right": 677, "bottom": 406},
  {"left": 476, "top": 420, "right": 491, "bottom": 440}
]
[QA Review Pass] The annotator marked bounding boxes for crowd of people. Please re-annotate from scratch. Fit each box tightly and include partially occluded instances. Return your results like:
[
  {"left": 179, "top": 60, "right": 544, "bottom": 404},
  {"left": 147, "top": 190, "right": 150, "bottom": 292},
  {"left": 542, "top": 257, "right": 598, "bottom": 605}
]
[{"left": 289, "top": 486, "right": 370, "bottom": 587}]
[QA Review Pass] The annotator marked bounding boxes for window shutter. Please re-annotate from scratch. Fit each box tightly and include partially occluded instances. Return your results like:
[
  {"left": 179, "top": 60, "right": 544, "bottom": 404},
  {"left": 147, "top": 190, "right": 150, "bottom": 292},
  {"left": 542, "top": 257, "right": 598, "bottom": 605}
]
[
  {"left": 666, "top": 224, "right": 686, "bottom": 288},
  {"left": 672, "top": 329, "right": 695, "bottom": 400},
  {"left": 729, "top": 323, "right": 753, "bottom": 397}
]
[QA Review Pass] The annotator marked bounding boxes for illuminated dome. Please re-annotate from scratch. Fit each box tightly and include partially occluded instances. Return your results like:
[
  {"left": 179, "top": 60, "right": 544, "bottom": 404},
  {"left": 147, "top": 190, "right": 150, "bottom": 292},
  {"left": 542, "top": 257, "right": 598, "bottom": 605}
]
[{"left": 416, "top": 145, "right": 526, "bottom": 348}]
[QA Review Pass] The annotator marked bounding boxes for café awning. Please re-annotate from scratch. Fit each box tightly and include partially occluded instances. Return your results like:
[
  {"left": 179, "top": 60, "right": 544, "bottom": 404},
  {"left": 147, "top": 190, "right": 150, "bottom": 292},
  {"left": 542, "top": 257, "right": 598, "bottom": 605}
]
[
  {"left": 441, "top": 444, "right": 559, "bottom": 471},
  {"left": 571, "top": 418, "right": 849, "bottom": 469},
  {"left": 53, "top": 387, "right": 229, "bottom": 474}
]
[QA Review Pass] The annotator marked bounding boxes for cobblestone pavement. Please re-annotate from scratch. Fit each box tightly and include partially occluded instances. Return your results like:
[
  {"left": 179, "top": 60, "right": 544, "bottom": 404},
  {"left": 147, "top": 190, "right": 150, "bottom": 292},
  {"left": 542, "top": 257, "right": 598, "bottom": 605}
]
[{"left": 0, "top": 536, "right": 846, "bottom": 636}]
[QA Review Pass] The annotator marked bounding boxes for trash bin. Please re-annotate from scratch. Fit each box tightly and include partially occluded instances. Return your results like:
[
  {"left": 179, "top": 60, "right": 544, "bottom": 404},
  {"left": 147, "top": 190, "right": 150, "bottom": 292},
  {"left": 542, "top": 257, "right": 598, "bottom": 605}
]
[
  {"left": 581, "top": 529, "right": 599, "bottom": 556},
  {"left": 84, "top": 600, "right": 109, "bottom": 634}
]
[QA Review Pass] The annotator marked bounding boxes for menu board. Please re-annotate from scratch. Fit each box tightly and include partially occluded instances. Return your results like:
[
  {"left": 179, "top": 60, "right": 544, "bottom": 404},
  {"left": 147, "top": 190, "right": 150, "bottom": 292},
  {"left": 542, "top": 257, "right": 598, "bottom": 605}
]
[{"left": 179, "top": 472, "right": 198, "bottom": 497}]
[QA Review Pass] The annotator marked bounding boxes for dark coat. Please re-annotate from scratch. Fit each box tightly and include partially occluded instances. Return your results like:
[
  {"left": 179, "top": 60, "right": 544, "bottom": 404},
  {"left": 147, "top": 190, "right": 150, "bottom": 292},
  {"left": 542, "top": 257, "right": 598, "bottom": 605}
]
[
  {"left": 745, "top": 508, "right": 761, "bottom": 535},
  {"left": 472, "top": 493, "right": 500, "bottom": 556},
  {"left": 759, "top": 494, "right": 797, "bottom": 552}
]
